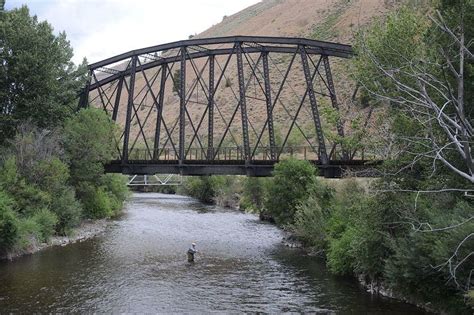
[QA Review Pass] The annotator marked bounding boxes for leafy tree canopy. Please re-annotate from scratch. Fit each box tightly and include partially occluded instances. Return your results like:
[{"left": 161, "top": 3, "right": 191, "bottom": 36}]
[{"left": 0, "top": 6, "right": 87, "bottom": 143}]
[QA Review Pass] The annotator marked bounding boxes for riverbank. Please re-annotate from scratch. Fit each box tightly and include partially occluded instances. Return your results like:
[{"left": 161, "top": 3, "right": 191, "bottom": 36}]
[
  {"left": 0, "top": 219, "right": 110, "bottom": 261},
  {"left": 279, "top": 228, "right": 441, "bottom": 313},
  {"left": 177, "top": 170, "right": 469, "bottom": 314}
]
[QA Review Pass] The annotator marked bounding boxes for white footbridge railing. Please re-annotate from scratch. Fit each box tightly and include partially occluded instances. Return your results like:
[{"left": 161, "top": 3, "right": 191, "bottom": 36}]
[{"left": 127, "top": 174, "right": 182, "bottom": 186}]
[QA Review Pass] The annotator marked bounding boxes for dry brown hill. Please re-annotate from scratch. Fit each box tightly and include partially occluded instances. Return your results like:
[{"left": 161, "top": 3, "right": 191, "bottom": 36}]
[{"left": 199, "top": 0, "right": 394, "bottom": 42}]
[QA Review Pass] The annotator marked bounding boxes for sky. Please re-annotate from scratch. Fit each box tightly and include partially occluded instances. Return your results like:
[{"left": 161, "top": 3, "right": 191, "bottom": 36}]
[{"left": 6, "top": 0, "right": 260, "bottom": 64}]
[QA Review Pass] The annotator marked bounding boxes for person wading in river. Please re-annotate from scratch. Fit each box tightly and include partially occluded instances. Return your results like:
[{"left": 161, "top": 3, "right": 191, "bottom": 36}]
[{"left": 187, "top": 242, "right": 197, "bottom": 262}]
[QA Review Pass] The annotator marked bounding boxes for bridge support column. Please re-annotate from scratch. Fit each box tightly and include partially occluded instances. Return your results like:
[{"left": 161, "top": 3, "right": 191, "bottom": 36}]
[
  {"left": 207, "top": 55, "right": 214, "bottom": 160},
  {"left": 153, "top": 64, "right": 167, "bottom": 160},
  {"left": 179, "top": 47, "right": 186, "bottom": 163},
  {"left": 122, "top": 56, "right": 138, "bottom": 163},
  {"left": 236, "top": 43, "right": 251, "bottom": 162},
  {"left": 323, "top": 55, "right": 348, "bottom": 160},
  {"left": 300, "top": 46, "right": 328, "bottom": 165},
  {"left": 262, "top": 51, "right": 276, "bottom": 160}
]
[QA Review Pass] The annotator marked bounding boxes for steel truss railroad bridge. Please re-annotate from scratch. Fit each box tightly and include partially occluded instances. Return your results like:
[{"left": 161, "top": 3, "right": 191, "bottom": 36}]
[{"left": 80, "top": 36, "right": 376, "bottom": 177}]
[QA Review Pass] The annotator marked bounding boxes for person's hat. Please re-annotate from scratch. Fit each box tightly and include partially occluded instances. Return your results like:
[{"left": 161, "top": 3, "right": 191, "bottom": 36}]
[{"left": 192, "top": 242, "right": 196, "bottom": 246}]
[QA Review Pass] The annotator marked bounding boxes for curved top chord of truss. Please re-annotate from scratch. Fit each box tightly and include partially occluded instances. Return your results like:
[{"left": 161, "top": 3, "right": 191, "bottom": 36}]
[{"left": 86, "top": 36, "right": 353, "bottom": 91}]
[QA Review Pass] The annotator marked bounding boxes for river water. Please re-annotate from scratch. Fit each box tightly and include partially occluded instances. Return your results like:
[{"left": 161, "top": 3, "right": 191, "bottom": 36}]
[{"left": 0, "top": 193, "right": 426, "bottom": 313}]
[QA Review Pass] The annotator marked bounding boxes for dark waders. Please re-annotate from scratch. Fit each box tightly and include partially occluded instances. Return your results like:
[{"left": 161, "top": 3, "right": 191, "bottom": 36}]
[{"left": 187, "top": 250, "right": 195, "bottom": 262}]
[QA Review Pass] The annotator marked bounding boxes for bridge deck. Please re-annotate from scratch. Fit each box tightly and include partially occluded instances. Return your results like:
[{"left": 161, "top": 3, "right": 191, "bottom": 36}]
[{"left": 105, "top": 160, "right": 379, "bottom": 178}]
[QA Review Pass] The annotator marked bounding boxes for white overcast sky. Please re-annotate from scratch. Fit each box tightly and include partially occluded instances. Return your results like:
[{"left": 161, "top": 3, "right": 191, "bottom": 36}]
[{"left": 6, "top": 0, "right": 260, "bottom": 64}]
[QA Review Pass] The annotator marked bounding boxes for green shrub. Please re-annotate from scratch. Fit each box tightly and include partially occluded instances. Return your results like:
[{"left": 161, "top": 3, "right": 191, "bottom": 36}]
[
  {"left": 214, "top": 176, "right": 241, "bottom": 208},
  {"left": 383, "top": 199, "right": 474, "bottom": 313},
  {"left": 101, "top": 173, "right": 130, "bottom": 213},
  {"left": 50, "top": 187, "right": 82, "bottom": 235},
  {"left": 32, "top": 208, "right": 58, "bottom": 242},
  {"left": 264, "top": 159, "right": 317, "bottom": 225},
  {"left": 16, "top": 217, "right": 41, "bottom": 250},
  {"left": 324, "top": 180, "right": 393, "bottom": 278},
  {"left": 32, "top": 158, "right": 70, "bottom": 193},
  {"left": 178, "top": 176, "right": 222, "bottom": 204},
  {"left": 292, "top": 179, "right": 334, "bottom": 248},
  {"left": 63, "top": 108, "right": 116, "bottom": 185},
  {"left": 0, "top": 157, "right": 19, "bottom": 189},
  {"left": 293, "top": 195, "right": 328, "bottom": 248},
  {"left": 0, "top": 191, "right": 19, "bottom": 252},
  {"left": 8, "top": 179, "right": 51, "bottom": 217},
  {"left": 240, "top": 177, "right": 268, "bottom": 212},
  {"left": 327, "top": 226, "right": 356, "bottom": 275},
  {"left": 76, "top": 183, "right": 113, "bottom": 219},
  {"left": 1, "top": 157, "right": 51, "bottom": 215}
]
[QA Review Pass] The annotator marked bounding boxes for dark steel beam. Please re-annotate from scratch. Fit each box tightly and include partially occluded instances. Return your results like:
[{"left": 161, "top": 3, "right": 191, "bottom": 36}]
[
  {"left": 183, "top": 57, "right": 212, "bottom": 156},
  {"left": 127, "top": 58, "right": 161, "bottom": 159},
  {"left": 158, "top": 62, "right": 205, "bottom": 158},
  {"left": 251, "top": 50, "right": 298, "bottom": 157},
  {"left": 277, "top": 57, "right": 322, "bottom": 159},
  {"left": 88, "top": 46, "right": 348, "bottom": 91},
  {"left": 92, "top": 72, "right": 108, "bottom": 112},
  {"left": 300, "top": 46, "right": 328, "bottom": 164},
  {"left": 122, "top": 56, "right": 138, "bottom": 163},
  {"left": 261, "top": 51, "right": 276, "bottom": 160},
  {"left": 236, "top": 43, "right": 250, "bottom": 161},
  {"left": 104, "top": 160, "right": 380, "bottom": 178},
  {"left": 89, "top": 35, "right": 353, "bottom": 70},
  {"left": 179, "top": 46, "right": 186, "bottom": 162},
  {"left": 112, "top": 76, "right": 124, "bottom": 121},
  {"left": 153, "top": 64, "right": 167, "bottom": 160},
  {"left": 322, "top": 55, "right": 348, "bottom": 160},
  {"left": 208, "top": 55, "right": 215, "bottom": 160}
]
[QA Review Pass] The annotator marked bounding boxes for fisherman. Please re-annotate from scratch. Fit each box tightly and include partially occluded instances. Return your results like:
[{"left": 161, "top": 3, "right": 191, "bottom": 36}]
[{"left": 187, "top": 242, "right": 197, "bottom": 262}]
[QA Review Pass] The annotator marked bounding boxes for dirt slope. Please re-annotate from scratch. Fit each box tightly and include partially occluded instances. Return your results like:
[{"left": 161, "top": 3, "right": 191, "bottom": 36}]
[{"left": 199, "top": 0, "right": 395, "bottom": 42}]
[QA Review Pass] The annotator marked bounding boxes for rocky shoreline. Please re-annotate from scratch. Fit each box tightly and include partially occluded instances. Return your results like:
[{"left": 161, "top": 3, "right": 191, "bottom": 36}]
[{"left": 0, "top": 219, "right": 110, "bottom": 261}]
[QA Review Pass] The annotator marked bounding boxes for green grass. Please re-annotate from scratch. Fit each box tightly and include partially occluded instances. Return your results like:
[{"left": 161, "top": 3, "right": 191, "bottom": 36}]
[{"left": 310, "top": 0, "right": 351, "bottom": 41}]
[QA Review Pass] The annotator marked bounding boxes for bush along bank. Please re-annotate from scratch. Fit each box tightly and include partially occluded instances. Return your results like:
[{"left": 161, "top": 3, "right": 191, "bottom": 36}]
[
  {"left": 0, "top": 7, "right": 129, "bottom": 259},
  {"left": 0, "top": 109, "right": 130, "bottom": 260},
  {"left": 178, "top": 159, "right": 473, "bottom": 314},
  {"left": 264, "top": 160, "right": 473, "bottom": 314},
  {"left": 177, "top": 175, "right": 243, "bottom": 209}
]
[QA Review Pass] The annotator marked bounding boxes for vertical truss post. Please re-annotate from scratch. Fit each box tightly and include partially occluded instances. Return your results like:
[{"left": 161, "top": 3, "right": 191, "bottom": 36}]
[
  {"left": 322, "top": 55, "right": 348, "bottom": 160},
  {"left": 236, "top": 43, "right": 251, "bottom": 162},
  {"left": 122, "top": 56, "right": 138, "bottom": 163},
  {"left": 112, "top": 75, "right": 124, "bottom": 121},
  {"left": 262, "top": 51, "right": 276, "bottom": 160},
  {"left": 179, "top": 47, "right": 186, "bottom": 162},
  {"left": 78, "top": 69, "right": 92, "bottom": 109},
  {"left": 207, "top": 55, "right": 215, "bottom": 160},
  {"left": 153, "top": 64, "right": 167, "bottom": 160},
  {"left": 300, "top": 46, "right": 328, "bottom": 164}
]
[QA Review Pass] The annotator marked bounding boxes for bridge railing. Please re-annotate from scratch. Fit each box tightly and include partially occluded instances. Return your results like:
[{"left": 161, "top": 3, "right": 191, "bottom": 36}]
[
  {"left": 123, "top": 146, "right": 382, "bottom": 163},
  {"left": 124, "top": 146, "right": 351, "bottom": 162}
]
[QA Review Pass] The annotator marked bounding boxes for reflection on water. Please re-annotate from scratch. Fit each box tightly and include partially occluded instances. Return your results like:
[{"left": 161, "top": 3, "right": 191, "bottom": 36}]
[{"left": 0, "top": 193, "right": 426, "bottom": 313}]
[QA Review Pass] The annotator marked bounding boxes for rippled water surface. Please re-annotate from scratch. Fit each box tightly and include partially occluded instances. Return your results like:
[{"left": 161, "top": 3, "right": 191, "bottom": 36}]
[{"left": 0, "top": 193, "right": 426, "bottom": 313}]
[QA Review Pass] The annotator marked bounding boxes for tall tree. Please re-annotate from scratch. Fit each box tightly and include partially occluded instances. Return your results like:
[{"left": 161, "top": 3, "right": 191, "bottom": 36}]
[
  {"left": 0, "top": 6, "right": 87, "bottom": 144},
  {"left": 353, "top": 2, "right": 474, "bottom": 301},
  {"left": 353, "top": 4, "right": 473, "bottom": 184}
]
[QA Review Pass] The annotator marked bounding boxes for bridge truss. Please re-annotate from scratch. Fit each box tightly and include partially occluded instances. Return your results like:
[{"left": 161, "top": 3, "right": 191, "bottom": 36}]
[{"left": 80, "top": 36, "right": 374, "bottom": 177}]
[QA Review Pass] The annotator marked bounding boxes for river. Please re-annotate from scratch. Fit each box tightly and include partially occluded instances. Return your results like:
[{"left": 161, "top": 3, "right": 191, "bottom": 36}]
[{"left": 0, "top": 193, "right": 426, "bottom": 313}]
